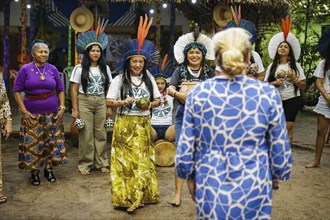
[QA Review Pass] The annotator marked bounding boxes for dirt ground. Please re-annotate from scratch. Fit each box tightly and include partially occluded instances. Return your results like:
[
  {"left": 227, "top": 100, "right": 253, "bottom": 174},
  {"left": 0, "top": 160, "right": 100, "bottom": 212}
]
[{"left": 0, "top": 110, "right": 330, "bottom": 220}]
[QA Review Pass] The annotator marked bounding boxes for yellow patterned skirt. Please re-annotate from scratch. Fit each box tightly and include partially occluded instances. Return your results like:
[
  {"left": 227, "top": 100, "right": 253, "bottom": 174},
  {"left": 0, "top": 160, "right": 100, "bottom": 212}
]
[{"left": 110, "top": 114, "right": 159, "bottom": 208}]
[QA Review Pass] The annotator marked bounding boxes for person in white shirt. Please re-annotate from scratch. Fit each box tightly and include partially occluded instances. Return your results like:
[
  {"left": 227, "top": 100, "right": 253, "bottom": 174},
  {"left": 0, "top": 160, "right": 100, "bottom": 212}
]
[
  {"left": 106, "top": 15, "right": 161, "bottom": 214},
  {"left": 70, "top": 21, "right": 112, "bottom": 176},
  {"left": 306, "top": 30, "right": 330, "bottom": 168},
  {"left": 150, "top": 55, "right": 175, "bottom": 142},
  {"left": 264, "top": 18, "right": 306, "bottom": 145}
]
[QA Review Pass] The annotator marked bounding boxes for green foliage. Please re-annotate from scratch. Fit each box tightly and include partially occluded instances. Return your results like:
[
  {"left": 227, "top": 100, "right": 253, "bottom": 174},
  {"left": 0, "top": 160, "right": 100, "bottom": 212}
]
[{"left": 260, "top": 0, "right": 330, "bottom": 105}]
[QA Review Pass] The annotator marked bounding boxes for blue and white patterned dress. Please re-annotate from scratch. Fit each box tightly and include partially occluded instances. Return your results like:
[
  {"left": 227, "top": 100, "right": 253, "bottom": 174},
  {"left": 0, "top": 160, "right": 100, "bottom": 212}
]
[{"left": 175, "top": 75, "right": 292, "bottom": 219}]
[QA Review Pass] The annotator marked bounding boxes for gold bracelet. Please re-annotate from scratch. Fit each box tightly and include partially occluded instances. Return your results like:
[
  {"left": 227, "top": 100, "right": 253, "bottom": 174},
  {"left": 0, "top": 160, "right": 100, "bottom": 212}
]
[{"left": 293, "top": 77, "right": 298, "bottom": 83}]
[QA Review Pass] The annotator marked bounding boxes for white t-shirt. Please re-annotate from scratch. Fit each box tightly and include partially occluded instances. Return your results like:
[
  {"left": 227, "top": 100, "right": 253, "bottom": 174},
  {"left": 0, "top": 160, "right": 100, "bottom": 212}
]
[
  {"left": 265, "top": 62, "right": 305, "bottom": 100},
  {"left": 215, "top": 51, "right": 264, "bottom": 74},
  {"left": 106, "top": 72, "right": 161, "bottom": 116},
  {"left": 70, "top": 64, "right": 112, "bottom": 95},
  {"left": 251, "top": 51, "right": 265, "bottom": 74},
  {"left": 151, "top": 93, "right": 174, "bottom": 125},
  {"left": 313, "top": 59, "right": 330, "bottom": 94}
]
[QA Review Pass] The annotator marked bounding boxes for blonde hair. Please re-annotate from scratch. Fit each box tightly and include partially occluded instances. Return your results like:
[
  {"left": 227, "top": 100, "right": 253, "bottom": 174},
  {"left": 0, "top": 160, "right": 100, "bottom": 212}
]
[{"left": 212, "top": 28, "right": 251, "bottom": 76}]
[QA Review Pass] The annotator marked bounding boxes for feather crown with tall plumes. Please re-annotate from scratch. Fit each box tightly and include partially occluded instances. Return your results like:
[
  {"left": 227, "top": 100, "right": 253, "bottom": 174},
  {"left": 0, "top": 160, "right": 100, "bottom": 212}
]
[
  {"left": 223, "top": 5, "right": 257, "bottom": 45},
  {"left": 174, "top": 28, "right": 214, "bottom": 64},
  {"left": 76, "top": 17, "right": 109, "bottom": 54},
  {"left": 113, "top": 14, "right": 159, "bottom": 72},
  {"left": 150, "top": 54, "right": 173, "bottom": 80},
  {"left": 268, "top": 17, "right": 301, "bottom": 60}
]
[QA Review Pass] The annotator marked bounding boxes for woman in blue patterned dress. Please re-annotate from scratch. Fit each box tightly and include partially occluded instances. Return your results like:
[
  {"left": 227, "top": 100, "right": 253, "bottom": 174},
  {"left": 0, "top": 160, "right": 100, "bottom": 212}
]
[{"left": 175, "top": 28, "right": 292, "bottom": 219}]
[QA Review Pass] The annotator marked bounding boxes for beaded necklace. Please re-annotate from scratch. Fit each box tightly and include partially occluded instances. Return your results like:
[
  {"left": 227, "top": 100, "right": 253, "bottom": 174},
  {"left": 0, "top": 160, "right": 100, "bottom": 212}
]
[
  {"left": 34, "top": 62, "right": 47, "bottom": 81},
  {"left": 131, "top": 75, "right": 144, "bottom": 87}
]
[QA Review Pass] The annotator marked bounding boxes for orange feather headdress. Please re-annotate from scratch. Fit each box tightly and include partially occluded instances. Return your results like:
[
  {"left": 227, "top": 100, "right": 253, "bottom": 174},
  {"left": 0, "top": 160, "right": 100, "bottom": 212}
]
[
  {"left": 113, "top": 15, "right": 159, "bottom": 72},
  {"left": 268, "top": 18, "right": 301, "bottom": 60}
]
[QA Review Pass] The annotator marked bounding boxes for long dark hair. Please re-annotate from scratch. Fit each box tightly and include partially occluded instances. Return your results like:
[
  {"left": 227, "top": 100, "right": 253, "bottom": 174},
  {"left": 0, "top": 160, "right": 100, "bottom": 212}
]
[
  {"left": 323, "top": 44, "right": 330, "bottom": 77},
  {"left": 267, "top": 41, "right": 300, "bottom": 93},
  {"left": 81, "top": 44, "right": 109, "bottom": 94},
  {"left": 182, "top": 47, "right": 209, "bottom": 80},
  {"left": 119, "top": 57, "right": 154, "bottom": 113}
]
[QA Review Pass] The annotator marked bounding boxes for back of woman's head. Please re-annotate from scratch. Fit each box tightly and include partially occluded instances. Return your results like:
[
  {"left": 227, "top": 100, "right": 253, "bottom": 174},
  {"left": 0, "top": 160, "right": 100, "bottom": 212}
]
[{"left": 212, "top": 28, "right": 251, "bottom": 76}]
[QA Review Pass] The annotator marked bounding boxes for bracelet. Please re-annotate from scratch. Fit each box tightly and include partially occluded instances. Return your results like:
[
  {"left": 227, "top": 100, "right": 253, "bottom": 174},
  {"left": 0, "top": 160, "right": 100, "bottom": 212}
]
[
  {"left": 293, "top": 77, "right": 298, "bottom": 83},
  {"left": 58, "top": 105, "right": 66, "bottom": 110},
  {"left": 6, "top": 118, "right": 12, "bottom": 121},
  {"left": 174, "top": 91, "right": 178, "bottom": 98}
]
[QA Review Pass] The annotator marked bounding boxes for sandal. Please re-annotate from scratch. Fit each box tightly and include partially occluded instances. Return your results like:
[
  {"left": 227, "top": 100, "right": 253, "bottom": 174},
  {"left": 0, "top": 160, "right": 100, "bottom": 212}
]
[
  {"left": 30, "top": 170, "right": 40, "bottom": 186},
  {"left": 0, "top": 195, "right": 7, "bottom": 204},
  {"left": 100, "top": 167, "right": 110, "bottom": 173},
  {"left": 44, "top": 168, "right": 56, "bottom": 182}
]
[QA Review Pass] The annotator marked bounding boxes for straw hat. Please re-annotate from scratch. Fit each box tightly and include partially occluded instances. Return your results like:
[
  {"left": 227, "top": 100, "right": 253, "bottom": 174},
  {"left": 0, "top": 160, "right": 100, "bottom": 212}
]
[
  {"left": 70, "top": 7, "right": 94, "bottom": 32},
  {"left": 213, "top": 3, "right": 232, "bottom": 27},
  {"left": 154, "top": 141, "right": 176, "bottom": 167}
]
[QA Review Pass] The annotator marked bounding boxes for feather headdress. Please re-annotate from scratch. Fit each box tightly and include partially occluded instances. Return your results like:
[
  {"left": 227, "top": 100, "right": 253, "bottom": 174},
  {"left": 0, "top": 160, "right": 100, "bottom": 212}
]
[
  {"left": 223, "top": 6, "right": 257, "bottom": 45},
  {"left": 150, "top": 54, "right": 173, "bottom": 80},
  {"left": 268, "top": 18, "right": 301, "bottom": 60},
  {"left": 76, "top": 17, "right": 109, "bottom": 54},
  {"left": 114, "top": 15, "right": 159, "bottom": 72},
  {"left": 174, "top": 31, "right": 214, "bottom": 64}
]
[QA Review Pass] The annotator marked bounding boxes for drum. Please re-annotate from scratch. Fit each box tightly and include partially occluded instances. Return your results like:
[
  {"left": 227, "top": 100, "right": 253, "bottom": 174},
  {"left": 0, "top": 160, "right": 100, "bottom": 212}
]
[
  {"left": 155, "top": 139, "right": 164, "bottom": 145},
  {"left": 178, "top": 81, "right": 198, "bottom": 93},
  {"left": 154, "top": 141, "right": 176, "bottom": 167}
]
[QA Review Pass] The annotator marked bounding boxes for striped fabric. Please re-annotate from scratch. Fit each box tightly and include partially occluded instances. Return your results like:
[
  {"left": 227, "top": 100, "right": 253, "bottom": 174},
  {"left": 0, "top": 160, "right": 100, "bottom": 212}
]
[
  {"left": 49, "top": 11, "right": 69, "bottom": 27},
  {"left": 40, "top": 0, "right": 70, "bottom": 27},
  {"left": 109, "top": 4, "right": 135, "bottom": 27}
]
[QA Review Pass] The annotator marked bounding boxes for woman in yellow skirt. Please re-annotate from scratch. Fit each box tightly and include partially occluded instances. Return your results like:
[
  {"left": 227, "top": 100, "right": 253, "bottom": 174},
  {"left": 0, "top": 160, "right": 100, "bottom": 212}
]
[{"left": 106, "top": 15, "right": 161, "bottom": 213}]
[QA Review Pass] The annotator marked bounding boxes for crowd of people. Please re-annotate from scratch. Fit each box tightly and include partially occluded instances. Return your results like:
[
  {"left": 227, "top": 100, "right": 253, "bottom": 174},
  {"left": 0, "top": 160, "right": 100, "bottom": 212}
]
[{"left": 0, "top": 10, "right": 329, "bottom": 219}]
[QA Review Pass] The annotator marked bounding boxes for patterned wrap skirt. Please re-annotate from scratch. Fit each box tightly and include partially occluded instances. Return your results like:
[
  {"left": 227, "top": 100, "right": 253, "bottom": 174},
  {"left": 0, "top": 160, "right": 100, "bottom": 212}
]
[
  {"left": 110, "top": 114, "right": 159, "bottom": 208},
  {"left": 18, "top": 112, "right": 68, "bottom": 170}
]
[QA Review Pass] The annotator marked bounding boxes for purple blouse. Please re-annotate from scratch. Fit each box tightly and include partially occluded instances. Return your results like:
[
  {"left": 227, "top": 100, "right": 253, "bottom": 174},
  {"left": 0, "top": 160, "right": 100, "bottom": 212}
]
[{"left": 13, "top": 62, "right": 64, "bottom": 114}]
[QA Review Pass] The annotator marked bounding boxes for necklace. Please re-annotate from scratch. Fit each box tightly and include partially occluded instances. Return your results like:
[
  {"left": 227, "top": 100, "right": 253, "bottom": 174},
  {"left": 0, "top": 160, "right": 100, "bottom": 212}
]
[
  {"left": 131, "top": 79, "right": 144, "bottom": 87},
  {"left": 187, "top": 66, "right": 201, "bottom": 78},
  {"left": 131, "top": 75, "right": 144, "bottom": 87},
  {"left": 34, "top": 62, "right": 47, "bottom": 81}
]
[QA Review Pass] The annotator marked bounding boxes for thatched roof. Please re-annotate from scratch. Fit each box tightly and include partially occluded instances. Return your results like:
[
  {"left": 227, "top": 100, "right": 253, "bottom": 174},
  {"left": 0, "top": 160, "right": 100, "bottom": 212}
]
[{"left": 110, "top": 0, "right": 292, "bottom": 28}]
